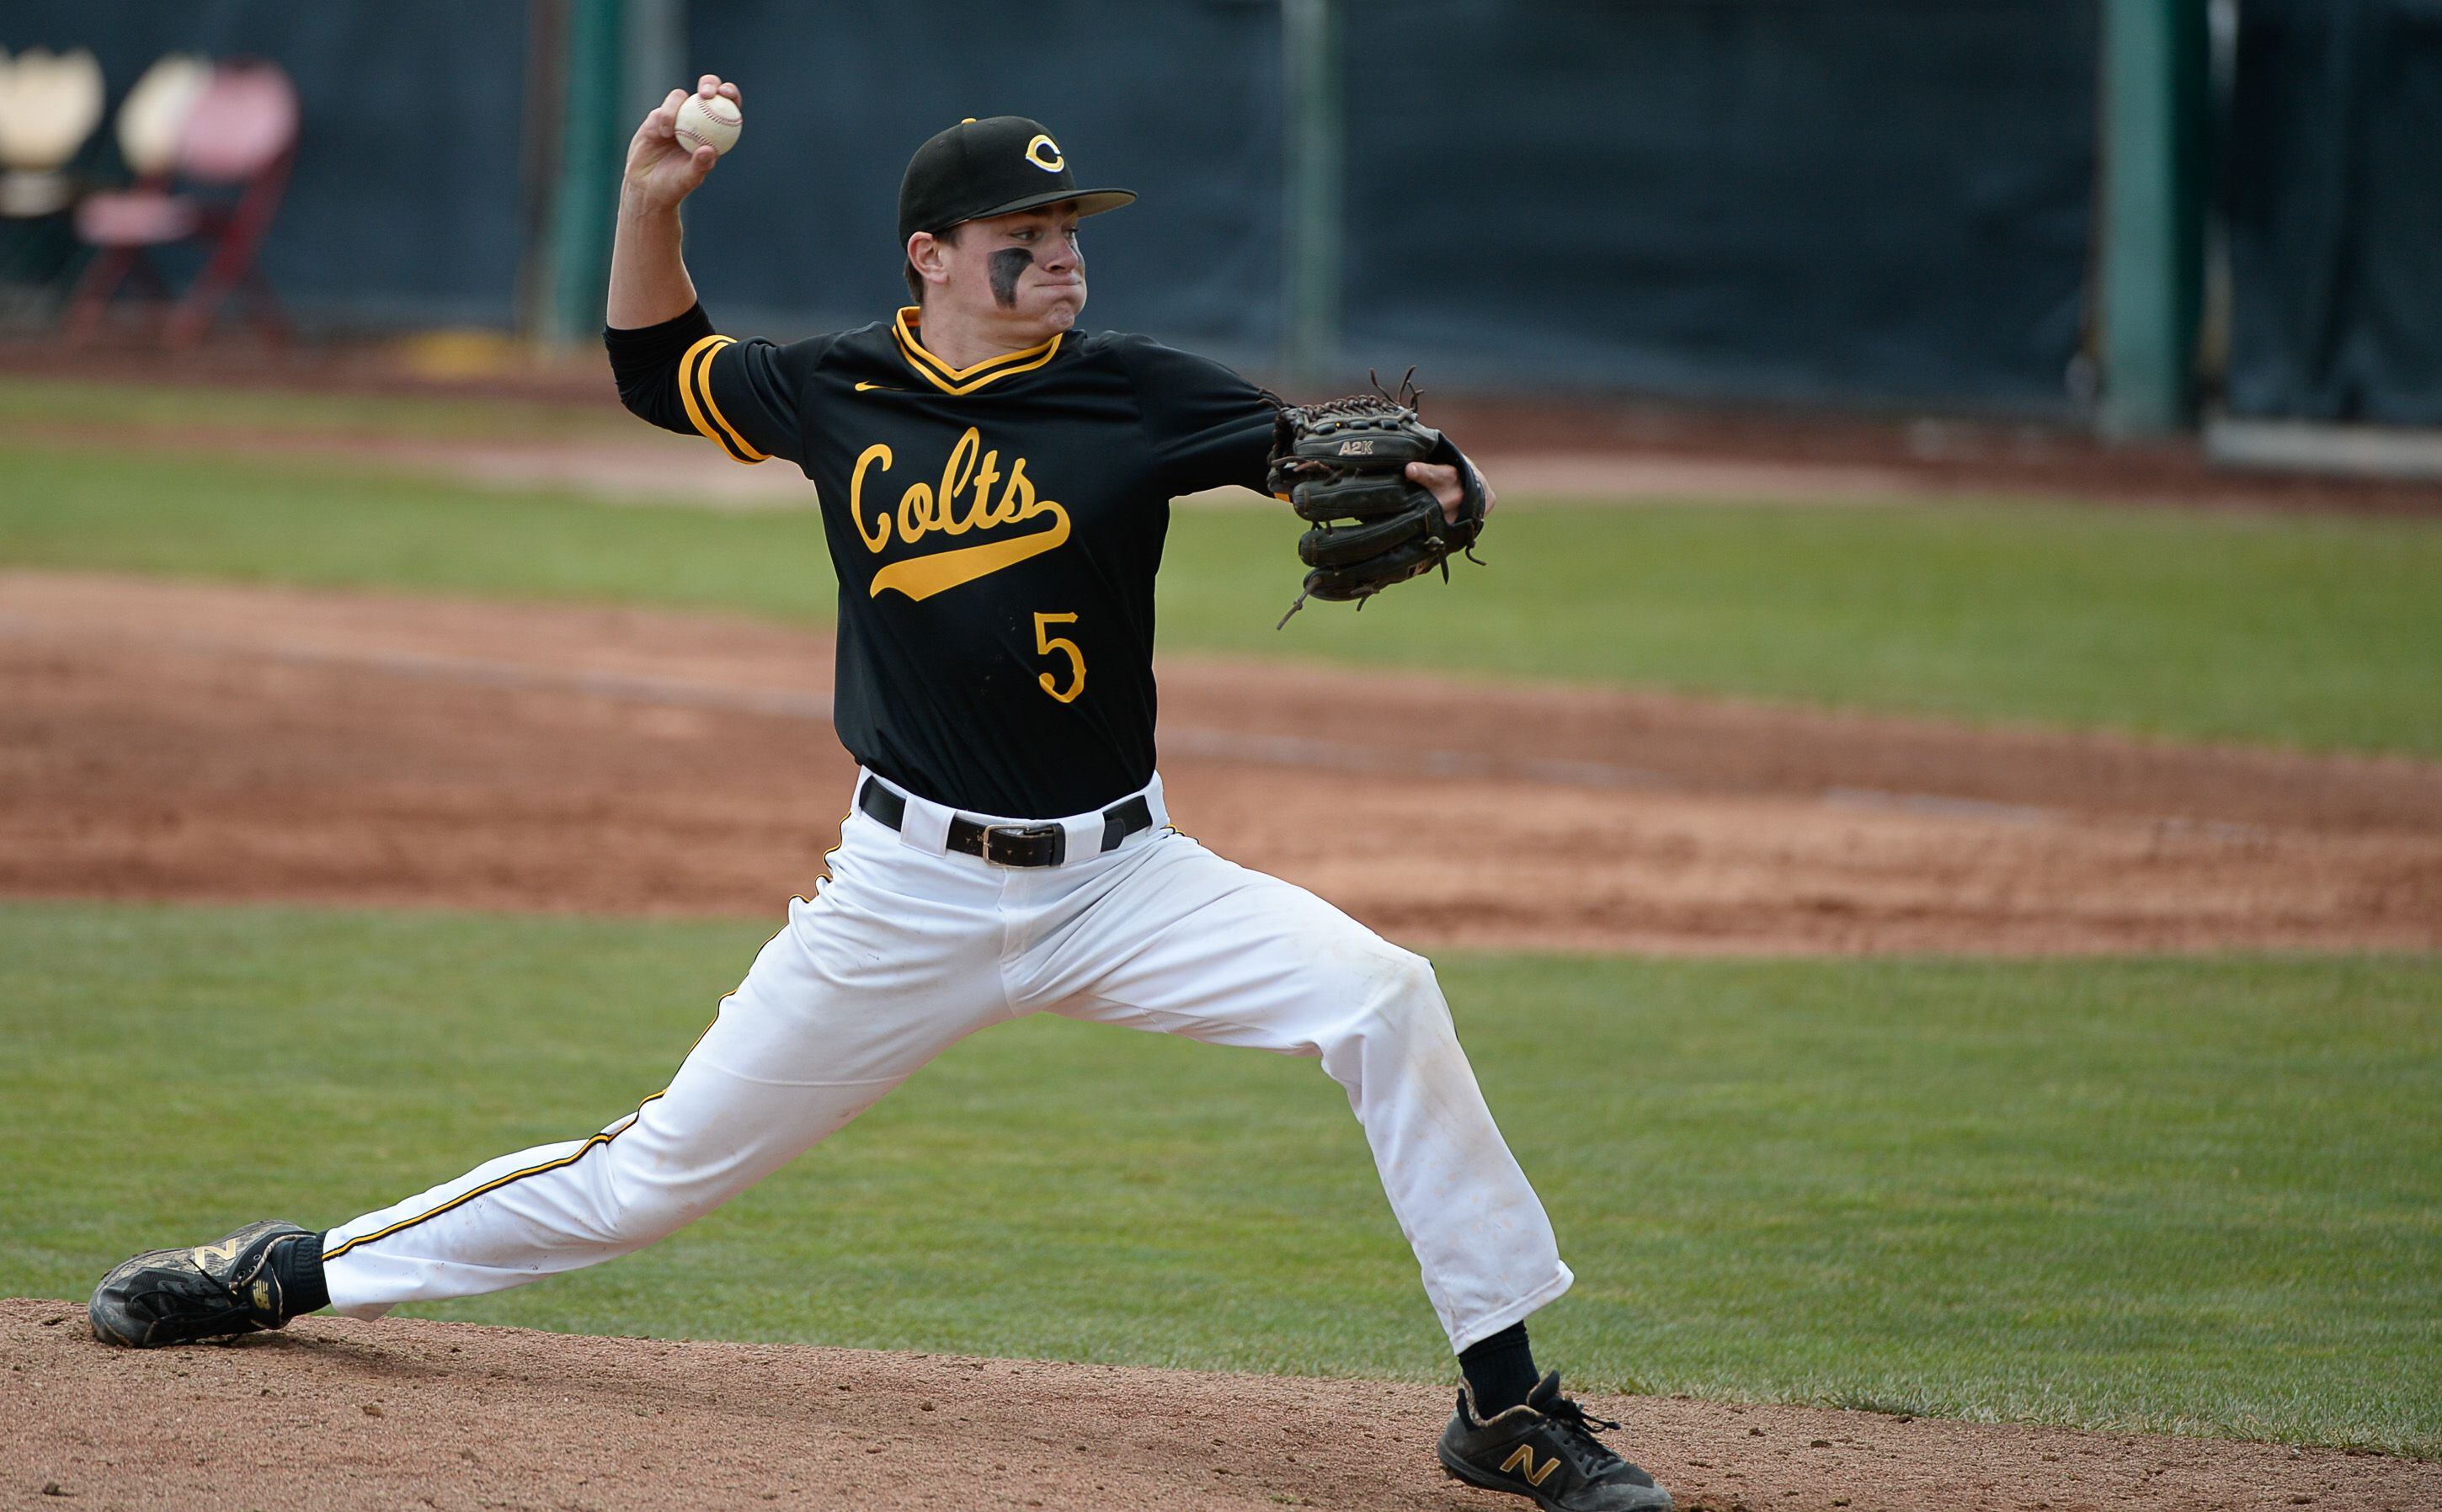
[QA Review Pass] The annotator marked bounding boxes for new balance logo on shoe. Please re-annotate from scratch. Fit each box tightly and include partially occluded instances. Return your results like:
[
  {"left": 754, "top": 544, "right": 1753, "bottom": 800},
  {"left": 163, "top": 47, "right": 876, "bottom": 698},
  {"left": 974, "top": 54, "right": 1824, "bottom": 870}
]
[
  {"left": 1501, "top": 1445, "right": 1561, "bottom": 1487},
  {"left": 1437, "top": 1371, "right": 1674, "bottom": 1510}
]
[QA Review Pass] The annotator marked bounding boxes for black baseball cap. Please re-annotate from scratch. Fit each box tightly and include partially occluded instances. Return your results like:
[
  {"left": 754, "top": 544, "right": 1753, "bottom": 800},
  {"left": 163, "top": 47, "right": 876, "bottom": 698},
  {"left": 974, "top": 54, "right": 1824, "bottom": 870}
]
[{"left": 896, "top": 115, "right": 1135, "bottom": 245}]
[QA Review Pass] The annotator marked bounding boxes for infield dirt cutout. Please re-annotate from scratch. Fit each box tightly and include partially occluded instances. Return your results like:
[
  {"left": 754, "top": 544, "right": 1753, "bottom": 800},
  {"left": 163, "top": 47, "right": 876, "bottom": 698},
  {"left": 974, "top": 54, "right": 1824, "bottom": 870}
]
[
  {"left": 1, "top": 570, "right": 2436, "bottom": 953},
  {"left": 5, "top": 1300, "right": 2434, "bottom": 1512}
]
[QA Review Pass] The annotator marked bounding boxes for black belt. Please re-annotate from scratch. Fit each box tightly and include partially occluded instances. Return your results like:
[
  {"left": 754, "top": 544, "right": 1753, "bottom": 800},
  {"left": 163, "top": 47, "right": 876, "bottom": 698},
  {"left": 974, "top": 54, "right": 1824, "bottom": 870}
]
[{"left": 856, "top": 776, "right": 1154, "bottom": 868}]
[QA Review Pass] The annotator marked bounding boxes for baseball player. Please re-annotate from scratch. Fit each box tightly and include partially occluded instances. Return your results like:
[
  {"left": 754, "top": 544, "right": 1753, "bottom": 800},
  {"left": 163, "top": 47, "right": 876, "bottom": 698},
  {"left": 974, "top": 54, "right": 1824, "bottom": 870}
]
[{"left": 88, "top": 79, "right": 1670, "bottom": 1512}]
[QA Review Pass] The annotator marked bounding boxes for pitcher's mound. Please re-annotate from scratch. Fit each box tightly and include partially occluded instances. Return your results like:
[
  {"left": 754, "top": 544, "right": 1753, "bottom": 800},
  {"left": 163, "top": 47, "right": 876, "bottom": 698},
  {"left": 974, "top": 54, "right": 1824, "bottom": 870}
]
[{"left": 3, "top": 1299, "right": 2428, "bottom": 1510}]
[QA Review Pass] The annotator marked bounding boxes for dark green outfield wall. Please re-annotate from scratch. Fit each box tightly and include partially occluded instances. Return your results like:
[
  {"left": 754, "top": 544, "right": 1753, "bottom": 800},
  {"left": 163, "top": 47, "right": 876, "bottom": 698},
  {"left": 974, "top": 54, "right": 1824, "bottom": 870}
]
[
  {"left": 32, "top": 3, "right": 2442, "bottom": 427},
  {"left": 1, "top": 0, "right": 533, "bottom": 327},
  {"left": 8, "top": 1, "right": 2100, "bottom": 410},
  {"left": 680, "top": 1, "right": 2102, "bottom": 411},
  {"left": 2226, "top": 0, "right": 2442, "bottom": 425}
]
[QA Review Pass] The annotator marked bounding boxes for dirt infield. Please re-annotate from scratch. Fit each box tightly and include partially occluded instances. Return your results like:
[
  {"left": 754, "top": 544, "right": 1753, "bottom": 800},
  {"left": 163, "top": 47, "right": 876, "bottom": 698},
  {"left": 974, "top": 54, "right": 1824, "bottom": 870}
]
[
  {"left": 3, "top": 571, "right": 2438, "bottom": 953},
  {"left": 4, "top": 1300, "right": 2431, "bottom": 1512}
]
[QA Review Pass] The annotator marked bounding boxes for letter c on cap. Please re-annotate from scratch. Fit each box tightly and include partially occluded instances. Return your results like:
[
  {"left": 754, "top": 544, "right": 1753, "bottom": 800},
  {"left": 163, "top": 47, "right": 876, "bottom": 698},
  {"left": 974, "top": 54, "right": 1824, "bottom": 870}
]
[{"left": 1024, "top": 133, "right": 1064, "bottom": 172}]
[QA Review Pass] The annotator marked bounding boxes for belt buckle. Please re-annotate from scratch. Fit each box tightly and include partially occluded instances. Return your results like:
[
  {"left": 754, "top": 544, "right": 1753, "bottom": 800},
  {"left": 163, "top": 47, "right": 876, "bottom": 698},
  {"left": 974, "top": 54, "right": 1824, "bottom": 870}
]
[{"left": 978, "top": 822, "right": 1059, "bottom": 867}]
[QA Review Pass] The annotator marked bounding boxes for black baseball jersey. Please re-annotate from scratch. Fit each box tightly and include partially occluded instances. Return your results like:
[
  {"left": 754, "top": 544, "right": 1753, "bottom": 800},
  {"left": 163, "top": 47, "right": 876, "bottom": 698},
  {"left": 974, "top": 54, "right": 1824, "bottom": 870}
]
[{"left": 607, "top": 303, "right": 1276, "bottom": 818}]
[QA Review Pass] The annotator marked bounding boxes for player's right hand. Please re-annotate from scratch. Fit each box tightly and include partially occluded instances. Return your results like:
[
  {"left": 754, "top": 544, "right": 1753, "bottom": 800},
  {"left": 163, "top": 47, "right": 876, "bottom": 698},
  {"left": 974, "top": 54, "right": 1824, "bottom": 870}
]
[{"left": 621, "top": 74, "right": 739, "bottom": 213}]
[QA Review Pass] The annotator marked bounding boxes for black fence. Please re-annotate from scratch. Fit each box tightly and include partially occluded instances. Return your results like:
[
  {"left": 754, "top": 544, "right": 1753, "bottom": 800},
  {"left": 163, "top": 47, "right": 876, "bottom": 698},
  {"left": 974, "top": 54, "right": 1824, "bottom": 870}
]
[
  {"left": 2225, "top": 0, "right": 2442, "bottom": 425},
  {"left": 4, "top": 0, "right": 532, "bottom": 327},
  {"left": 679, "top": 3, "right": 1286, "bottom": 366},
  {"left": 7, "top": 2, "right": 2439, "bottom": 423},
  {"left": 1337, "top": 1, "right": 2096, "bottom": 408}
]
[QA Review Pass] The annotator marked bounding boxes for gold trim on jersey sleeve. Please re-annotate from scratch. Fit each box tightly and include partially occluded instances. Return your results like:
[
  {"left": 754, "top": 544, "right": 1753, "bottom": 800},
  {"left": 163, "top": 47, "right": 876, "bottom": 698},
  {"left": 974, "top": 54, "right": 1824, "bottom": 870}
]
[
  {"left": 891, "top": 306, "right": 1064, "bottom": 396},
  {"left": 678, "top": 334, "right": 769, "bottom": 464}
]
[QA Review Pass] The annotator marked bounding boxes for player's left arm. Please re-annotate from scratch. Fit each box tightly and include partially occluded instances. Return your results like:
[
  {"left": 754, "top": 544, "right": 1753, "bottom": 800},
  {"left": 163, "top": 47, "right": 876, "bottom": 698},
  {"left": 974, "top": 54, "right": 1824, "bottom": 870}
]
[
  {"left": 1116, "top": 334, "right": 1497, "bottom": 522},
  {"left": 1402, "top": 456, "right": 1497, "bottom": 525},
  {"left": 1112, "top": 336, "right": 1280, "bottom": 497}
]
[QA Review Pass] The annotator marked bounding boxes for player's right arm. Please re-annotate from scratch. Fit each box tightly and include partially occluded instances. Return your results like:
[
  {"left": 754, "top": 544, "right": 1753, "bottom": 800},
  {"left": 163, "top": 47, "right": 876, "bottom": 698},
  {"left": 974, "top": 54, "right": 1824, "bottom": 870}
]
[
  {"left": 602, "top": 74, "right": 811, "bottom": 466},
  {"left": 607, "top": 75, "right": 729, "bottom": 328}
]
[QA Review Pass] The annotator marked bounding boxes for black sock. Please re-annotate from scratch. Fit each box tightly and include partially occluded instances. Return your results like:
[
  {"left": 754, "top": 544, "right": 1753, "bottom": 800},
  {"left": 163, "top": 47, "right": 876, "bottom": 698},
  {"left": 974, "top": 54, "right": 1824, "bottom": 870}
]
[
  {"left": 274, "top": 1231, "right": 330, "bottom": 1318},
  {"left": 1458, "top": 1322, "right": 1538, "bottom": 1415}
]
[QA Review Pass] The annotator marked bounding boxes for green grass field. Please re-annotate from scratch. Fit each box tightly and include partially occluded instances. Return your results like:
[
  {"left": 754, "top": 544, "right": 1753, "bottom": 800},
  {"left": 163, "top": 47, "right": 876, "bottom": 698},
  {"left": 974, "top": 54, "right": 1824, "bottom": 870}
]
[
  {"left": 3, "top": 436, "right": 2440, "bottom": 755},
  {"left": 0, "top": 373, "right": 632, "bottom": 443},
  {"left": 5, "top": 383, "right": 2438, "bottom": 1460},
  {"left": 3, "top": 902, "right": 2435, "bottom": 1456}
]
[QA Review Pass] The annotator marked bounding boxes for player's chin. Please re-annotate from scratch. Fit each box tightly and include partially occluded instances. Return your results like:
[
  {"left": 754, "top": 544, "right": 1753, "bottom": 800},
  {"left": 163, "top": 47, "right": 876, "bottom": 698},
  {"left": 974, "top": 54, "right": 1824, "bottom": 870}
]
[{"left": 1028, "top": 282, "right": 1086, "bottom": 329}]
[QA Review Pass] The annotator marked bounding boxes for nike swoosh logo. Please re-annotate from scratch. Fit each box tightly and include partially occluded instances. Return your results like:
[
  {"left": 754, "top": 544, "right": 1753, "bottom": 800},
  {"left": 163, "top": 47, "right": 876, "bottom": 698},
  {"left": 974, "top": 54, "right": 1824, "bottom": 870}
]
[
  {"left": 869, "top": 503, "right": 1071, "bottom": 600},
  {"left": 854, "top": 381, "right": 907, "bottom": 393}
]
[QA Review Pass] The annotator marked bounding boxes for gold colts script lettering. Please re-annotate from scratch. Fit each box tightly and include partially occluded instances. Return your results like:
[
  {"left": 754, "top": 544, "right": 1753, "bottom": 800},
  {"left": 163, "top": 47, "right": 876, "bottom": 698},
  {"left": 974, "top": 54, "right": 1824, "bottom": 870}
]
[{"left": 850, "top": 428, "right": 1070, "bottom": 600}]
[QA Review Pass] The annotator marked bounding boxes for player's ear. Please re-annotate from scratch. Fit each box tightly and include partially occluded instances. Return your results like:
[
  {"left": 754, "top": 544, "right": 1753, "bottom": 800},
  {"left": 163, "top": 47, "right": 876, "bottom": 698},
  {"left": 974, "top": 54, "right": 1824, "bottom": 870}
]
[{"left": 908, "top": 232, "right": 952, "bottom": 291}]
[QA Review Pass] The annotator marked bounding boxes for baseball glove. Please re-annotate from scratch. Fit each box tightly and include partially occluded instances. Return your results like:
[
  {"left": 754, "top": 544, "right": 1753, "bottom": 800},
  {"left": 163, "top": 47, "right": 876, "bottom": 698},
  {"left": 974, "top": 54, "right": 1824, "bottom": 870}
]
[{"left": 1266, "top": 373, "right": 1487, "bottom": 627}]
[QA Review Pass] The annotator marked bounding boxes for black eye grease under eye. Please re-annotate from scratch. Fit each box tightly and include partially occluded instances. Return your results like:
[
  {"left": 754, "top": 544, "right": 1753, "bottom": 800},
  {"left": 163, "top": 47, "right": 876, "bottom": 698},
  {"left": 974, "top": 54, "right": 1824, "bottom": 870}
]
[{"left": 989, "top": 248, "right": 1032, "bottom": 309}]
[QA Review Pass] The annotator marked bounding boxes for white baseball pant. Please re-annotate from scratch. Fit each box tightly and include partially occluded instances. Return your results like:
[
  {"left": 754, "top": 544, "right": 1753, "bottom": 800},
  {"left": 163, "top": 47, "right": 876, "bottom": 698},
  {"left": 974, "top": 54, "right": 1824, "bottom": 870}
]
[{"left": 320, "top": 770, "right": 1572, "bottom": 1351}]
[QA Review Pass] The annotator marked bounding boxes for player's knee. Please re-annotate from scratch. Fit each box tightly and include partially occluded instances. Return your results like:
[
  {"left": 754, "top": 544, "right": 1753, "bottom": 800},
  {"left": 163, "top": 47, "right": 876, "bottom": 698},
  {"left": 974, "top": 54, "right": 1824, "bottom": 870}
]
[
  {"left": 1346, "top": 940, "right": 1447, "bottom": 1035},
  {"left": 1312, "top": 945, "right": 1454, "bottom": 1082},
  {"left": 1383, "top": 945, "right": 1440, "bottom": 1004},
  {"left": 596, "top": 1171, "right": 702, "bottom": 1245}
]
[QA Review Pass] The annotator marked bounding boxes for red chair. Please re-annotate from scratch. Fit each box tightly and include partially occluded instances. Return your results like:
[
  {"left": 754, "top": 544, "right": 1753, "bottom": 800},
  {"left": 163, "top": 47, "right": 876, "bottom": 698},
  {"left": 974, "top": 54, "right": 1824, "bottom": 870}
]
[{"left": 67, "top": 59, "right": 298, "bottom": 347}]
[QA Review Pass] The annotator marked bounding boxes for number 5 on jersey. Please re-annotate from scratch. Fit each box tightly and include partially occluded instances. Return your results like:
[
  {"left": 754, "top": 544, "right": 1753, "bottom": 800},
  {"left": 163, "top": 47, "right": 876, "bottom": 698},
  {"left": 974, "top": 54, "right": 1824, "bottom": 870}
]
[{"left": 1033, "top": 612, "right": 1085, "bottom": 703}]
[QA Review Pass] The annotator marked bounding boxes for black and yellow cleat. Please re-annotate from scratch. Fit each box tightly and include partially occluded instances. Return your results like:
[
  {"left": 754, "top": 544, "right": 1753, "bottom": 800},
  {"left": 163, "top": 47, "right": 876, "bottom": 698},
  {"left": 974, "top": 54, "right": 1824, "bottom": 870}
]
[
  {"left": 1437, "top": 1371, "right": 1673, "bottom": 1512},
  {"left": 88, "top": 1220, "right": 319, "bottom": 1347}
]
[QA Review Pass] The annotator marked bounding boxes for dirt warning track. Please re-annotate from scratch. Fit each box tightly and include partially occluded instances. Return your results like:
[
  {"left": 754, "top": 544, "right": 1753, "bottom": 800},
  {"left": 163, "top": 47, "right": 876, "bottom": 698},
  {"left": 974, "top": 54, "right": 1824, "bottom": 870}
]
[{"left": 2, "top": 571, "right": 2437, "bottom": 954}]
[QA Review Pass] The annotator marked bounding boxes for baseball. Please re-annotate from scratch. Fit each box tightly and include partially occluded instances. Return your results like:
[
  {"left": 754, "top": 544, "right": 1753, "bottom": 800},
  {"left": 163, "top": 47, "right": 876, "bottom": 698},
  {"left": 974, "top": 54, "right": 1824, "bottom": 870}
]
[{"left": 674, "top": 93, "right": 741, "bottom": 156}]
